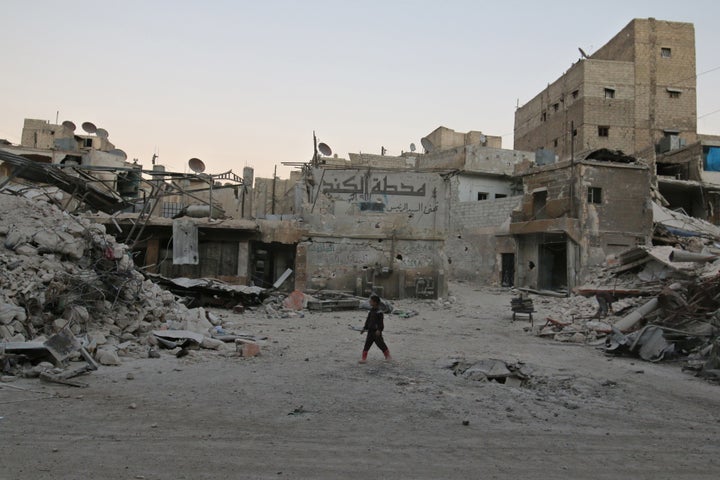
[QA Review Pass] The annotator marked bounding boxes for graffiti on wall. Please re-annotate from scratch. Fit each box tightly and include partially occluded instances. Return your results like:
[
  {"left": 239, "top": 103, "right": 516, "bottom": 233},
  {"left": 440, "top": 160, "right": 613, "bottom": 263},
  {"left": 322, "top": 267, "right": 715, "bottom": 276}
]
[
  {"left": 321, "top": 174, "right": 428, "bottom": 197},
  {"left": 316, "top": 171, "right": 440, "bottom": 215}
]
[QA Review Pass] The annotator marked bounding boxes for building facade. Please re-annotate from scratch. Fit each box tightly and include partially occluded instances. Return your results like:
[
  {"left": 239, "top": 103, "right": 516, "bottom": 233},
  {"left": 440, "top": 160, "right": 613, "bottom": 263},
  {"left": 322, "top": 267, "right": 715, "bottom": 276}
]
[{"left": 514, "top": 18, "right": 697, "bottom": 161}]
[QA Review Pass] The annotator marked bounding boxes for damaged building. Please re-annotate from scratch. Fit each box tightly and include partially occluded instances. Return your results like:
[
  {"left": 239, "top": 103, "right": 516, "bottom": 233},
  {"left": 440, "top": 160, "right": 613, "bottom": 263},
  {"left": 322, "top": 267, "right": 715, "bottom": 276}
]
[
  {"left": 509, "top": 150, "right": 653, "bottom": 292},
  {"left": 510, "top": 18, "right": 720, "bottom": 290},
  {"left": 292, "top": 126, "right": 534, "bottom": 296}
]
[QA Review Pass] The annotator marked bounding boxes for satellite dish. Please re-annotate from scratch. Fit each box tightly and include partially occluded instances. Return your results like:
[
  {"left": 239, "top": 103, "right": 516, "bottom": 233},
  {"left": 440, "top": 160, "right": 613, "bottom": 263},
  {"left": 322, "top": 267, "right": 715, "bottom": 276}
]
[
  {"left": 318, "top": 142, "right": 332, "bottom": 156},
  {"left": 81, "top": 122, "right": 97, "bottom": 134},
  {"left": 578, "top": 47, "right": 589, "bottom": 59},
  {"left": 420, "top": 137, "right": 434, "bottom": 152},
  {"left": 96, "top": 128, "right": 109, "bottom": 139},
  {"left": 479, "top": 134, "right": 487, "bottom": 144},
  {"left": 62, "top": 120, "right": 76, "bottom": 132},
  {"left": 188, "top": 157, "right": 206, "bottom": 173},
  {"left": 410, "top": 143, "right": 416, "bottom": 152},
  {"left": 108, "top": 148, "right": 127, "bottom": 160}
]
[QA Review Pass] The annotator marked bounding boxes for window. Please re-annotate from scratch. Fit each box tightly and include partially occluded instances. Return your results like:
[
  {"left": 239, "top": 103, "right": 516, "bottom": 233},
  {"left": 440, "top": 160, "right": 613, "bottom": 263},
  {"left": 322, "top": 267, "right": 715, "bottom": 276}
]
[
  {"left": 553, "top": 138, "right": 559, "bottom": 148},
  {"left": 604, "top": 88, "right": 615, "bottom": 99},
  {"left": 587, "top": 187, "right": 602, "bottom": 204},
  {"left": 598, "top": 126, "right": 609, "bottom": 137},
  {"left": 573, "top": 128, "right": 578, "bottom": 137},
  {"left": 572, "top": 90, "right": 579, "bottom": 99},
  {"left": 477, "top": 192, "right": 488, "bottom": 201},
  {"left": 553, "top": 103, "right": 559, "bottom": 112},
  {"left": 541, "top": 111, "right": 547, "bottom": 122},
  {"left": 532, "top": 190, "right": 547, "bottom": 218},
  {"left": 667, "top": 88, "right": 682, "bottom": 99},
  {"left": 495, "top": 193, "right": 507, "bottom": 199},
  {"left": 84, "top": 138, "right": 93, "bottom": 147},
  {"left": 661, "top": 47, "right": 672, "bottom": 58}
]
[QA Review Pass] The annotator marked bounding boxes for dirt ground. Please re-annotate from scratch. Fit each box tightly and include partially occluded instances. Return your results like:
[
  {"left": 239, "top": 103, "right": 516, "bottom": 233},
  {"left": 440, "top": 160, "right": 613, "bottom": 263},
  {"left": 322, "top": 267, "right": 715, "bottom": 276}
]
[{"left": 2, "top": 281, "right": 719, "bottom": 480}]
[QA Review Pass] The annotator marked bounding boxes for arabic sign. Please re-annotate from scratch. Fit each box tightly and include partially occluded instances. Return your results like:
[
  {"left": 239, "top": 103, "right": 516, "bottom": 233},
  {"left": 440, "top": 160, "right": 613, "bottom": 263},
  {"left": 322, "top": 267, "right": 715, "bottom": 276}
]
[{"left": 320, "top": 173, "right": 427, "bottom": 197}]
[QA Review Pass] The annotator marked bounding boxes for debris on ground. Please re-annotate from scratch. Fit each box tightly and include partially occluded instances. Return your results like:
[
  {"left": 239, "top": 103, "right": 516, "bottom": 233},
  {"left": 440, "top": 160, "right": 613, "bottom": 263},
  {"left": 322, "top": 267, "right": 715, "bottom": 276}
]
[
  {"left": 0, "top": 189, "right": 262, "bottom": 382},
  {"left": 528, "top": 216, "right": 720, "bottom": 383}
]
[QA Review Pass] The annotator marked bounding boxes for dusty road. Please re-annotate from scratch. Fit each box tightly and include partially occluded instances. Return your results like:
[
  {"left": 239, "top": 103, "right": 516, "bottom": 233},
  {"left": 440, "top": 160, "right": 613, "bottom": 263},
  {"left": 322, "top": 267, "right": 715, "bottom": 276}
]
[{"left": 2, "top": 282, "right": 719, "bottom": 479}]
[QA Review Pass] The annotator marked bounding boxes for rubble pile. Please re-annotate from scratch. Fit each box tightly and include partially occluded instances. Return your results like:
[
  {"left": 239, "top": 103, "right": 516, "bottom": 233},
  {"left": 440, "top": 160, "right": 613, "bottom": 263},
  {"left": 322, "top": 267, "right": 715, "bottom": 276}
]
[
  {"left": 531, "top": 244, "right": 720, "bottom": 382},
  {"left": 0, "top": 190, "right": 228, "bottom": 374}
]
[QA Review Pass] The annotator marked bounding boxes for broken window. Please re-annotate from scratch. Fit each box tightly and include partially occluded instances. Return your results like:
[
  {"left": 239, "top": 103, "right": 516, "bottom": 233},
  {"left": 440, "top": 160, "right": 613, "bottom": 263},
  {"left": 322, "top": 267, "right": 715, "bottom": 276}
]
[
  {"left": 604, "top": 88, "right": 615, "bottom": 99},
  {"left": 572, "top": 89, "right": 579, "bottom": 99},
  {"left": 598, "top": 126, "right": 609, "bottom": 137},
  {"left": 587, "top": 187, "right": 602, "bottom": 204},
  {"left": 477, "top": 192, "right": 488, "bottom": 201},
  {"left": 553, "top": 138, "right": 559, "bottom": 148},
  {"left": 532, "top": 189, "right": 547, "bottom": 218},
  {"left": 661, "top": 47, "right": 672, "bottom": 58},
  {"left": 553, "top": 103, "right": 559, "bottom": 111}
]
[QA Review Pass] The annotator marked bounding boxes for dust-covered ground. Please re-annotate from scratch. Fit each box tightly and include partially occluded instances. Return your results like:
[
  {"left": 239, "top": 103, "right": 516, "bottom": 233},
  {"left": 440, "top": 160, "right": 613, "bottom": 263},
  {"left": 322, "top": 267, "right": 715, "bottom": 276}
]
[{"left": 2, "top": 282, "right": 719, "bottom": 480}]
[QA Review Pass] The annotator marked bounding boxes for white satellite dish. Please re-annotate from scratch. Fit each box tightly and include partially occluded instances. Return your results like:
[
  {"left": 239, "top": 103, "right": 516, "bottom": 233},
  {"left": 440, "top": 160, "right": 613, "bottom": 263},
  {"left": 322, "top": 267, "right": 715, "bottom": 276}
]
[
  {"left": 81, "top": 121, "right": 97, "bottom": 134},
  {"left": 108, "top": 148, "right": 127, "bottom": 160},
  {"left": 318, "top": 142, "right": 332, "bottom": 156},
  {"left": 420, "top": 137, "right": 434, "bottom": 152},
  {"left": 188, "top": 157, "right": 206, "bottom": 173}
]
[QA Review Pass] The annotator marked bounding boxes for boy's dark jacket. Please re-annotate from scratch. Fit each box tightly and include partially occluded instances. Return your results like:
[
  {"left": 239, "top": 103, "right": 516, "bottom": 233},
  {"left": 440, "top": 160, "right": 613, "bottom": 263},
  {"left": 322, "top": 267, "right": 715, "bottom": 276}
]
[{"left": 363, "top": 308, "right": 384, "bottom": 332}]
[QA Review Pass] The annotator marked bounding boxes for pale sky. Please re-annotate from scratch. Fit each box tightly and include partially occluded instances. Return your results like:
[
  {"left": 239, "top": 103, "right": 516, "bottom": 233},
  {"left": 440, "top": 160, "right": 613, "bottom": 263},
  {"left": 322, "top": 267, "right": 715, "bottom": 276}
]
[{"left": 2, "top": 0, "right": 719, "bottom": 179}]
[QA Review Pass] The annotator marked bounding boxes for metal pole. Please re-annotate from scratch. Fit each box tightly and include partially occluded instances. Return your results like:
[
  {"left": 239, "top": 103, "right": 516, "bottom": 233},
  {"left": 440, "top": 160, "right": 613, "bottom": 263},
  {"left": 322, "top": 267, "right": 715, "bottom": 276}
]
[
  {"left": 209, "top": 176, "right": 213, "bottom": 221},
  {"left": 271, "top": 165, "right": 277, "bottom": 215}
]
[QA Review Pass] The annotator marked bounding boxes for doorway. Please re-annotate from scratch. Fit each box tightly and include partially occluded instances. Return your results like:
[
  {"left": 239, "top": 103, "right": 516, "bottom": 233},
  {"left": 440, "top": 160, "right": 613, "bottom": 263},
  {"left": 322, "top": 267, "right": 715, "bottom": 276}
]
[
  {"left": 501, "top": 253, "right": 515, "bottom": 287},
  {"left": 538, "top": 234, "right": 567, "bottom": 291}
]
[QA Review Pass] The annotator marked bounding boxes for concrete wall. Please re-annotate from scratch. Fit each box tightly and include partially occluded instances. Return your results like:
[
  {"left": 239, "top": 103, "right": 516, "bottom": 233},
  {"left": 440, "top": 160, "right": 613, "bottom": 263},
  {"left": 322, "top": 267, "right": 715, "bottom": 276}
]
[
  {"left": 424, "top": 126, "right": 502, "bottom": 151},
  {"left": 348, "top": 153, "right": 418, "bottom": 169},
  {"left": 446, "top": 196, "right": 520, "bottom": 283},
  {"left": 455, "top": 175, "right": 513, "bottom": 202},
  {"left": 306, "top": 167, "right": 449, "bottom": 234},
  {"left": 297, "top": 236, "right": 447, "bottom": 299}
]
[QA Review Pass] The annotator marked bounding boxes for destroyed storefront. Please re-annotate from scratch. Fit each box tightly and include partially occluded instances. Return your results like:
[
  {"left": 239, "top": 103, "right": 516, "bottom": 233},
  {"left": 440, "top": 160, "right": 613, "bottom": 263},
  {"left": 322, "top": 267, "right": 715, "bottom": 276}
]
[
  {"left": 655, "top": 136, "right": 720, "bottom": 224},
  {"left": 509, "top": 153, "right": 652, "bottom": 292},
  {"left": 300, "top": 167, "right": 449, "bottom": 299}
]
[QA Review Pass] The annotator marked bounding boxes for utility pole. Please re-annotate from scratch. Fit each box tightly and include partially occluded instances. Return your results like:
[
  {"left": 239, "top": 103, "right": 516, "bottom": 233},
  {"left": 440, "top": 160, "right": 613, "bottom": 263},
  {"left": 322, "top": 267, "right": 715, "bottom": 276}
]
[{"left": 271, "top": 165, "right": 277, "bottom": 215}]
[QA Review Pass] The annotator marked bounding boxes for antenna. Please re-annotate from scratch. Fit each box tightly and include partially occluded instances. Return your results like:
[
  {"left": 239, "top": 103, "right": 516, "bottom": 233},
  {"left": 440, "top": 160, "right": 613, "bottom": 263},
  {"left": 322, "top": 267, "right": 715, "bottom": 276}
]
[
  {"left": 188, "top": 157, "right": 206, "bottom": 173},
  {"left": 410, "top": 143, "right": 416, "bottom": 152},
  {"left": 81, "top": 122, "right": 97, "bottom": 134}
]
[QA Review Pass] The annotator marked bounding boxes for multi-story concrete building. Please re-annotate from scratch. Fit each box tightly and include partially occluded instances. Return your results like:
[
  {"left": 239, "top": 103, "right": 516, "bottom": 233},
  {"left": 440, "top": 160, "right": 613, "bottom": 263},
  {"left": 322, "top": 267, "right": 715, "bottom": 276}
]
[{"left": 514, "top": 18, "right": 697, "bottom": 161}]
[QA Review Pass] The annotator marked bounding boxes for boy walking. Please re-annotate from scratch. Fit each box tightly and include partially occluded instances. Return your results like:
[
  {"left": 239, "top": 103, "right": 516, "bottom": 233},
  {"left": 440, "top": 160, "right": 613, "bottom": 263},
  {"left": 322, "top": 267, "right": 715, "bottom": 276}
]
[{"left": 359, "top": 294, "right": 392, "bottom": 363}]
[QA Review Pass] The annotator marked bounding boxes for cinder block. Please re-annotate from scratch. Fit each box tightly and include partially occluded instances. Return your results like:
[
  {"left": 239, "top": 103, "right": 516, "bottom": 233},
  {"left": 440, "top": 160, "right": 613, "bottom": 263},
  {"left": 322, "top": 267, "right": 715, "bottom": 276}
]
[{"left": 236, "top": 341, "right": 261, "bottom": 357}]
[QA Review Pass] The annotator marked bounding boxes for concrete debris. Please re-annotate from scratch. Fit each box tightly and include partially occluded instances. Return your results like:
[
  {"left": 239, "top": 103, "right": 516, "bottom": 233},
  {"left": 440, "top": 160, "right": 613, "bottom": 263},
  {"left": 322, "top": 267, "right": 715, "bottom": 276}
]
[
  {"left": 534, "top": 234, "right": 720, "bottom": 382},
  {"left": 443, "top": 357, "right": 531, "bottom": 384},
  {"left": 0, "top": 191, "right": 254, "bottom": 382}
]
